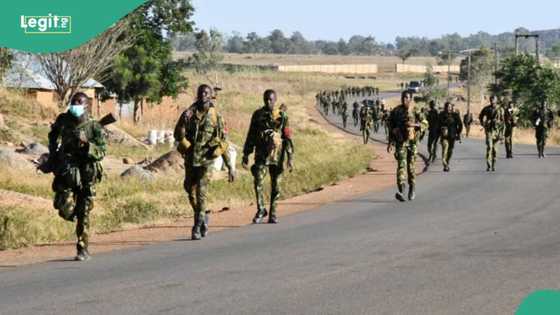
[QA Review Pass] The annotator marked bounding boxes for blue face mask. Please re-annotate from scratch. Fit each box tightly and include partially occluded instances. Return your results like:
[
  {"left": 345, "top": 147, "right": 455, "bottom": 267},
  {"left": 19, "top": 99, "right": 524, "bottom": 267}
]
[{"left": 68, "top": 104, "right": 85, "bottom": 118}]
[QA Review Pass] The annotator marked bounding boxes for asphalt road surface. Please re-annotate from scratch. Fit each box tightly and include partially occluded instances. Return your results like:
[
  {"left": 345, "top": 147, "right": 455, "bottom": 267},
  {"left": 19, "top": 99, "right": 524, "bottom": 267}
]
[{"left": 2, "top": 102, "right": 560, "bottom": 314}]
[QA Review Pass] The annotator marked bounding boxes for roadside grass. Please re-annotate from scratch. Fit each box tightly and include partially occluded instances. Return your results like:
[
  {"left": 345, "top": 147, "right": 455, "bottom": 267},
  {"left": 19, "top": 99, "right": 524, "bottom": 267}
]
[{"left": 0, "top": 70, "right": 374, "bottom": 250}]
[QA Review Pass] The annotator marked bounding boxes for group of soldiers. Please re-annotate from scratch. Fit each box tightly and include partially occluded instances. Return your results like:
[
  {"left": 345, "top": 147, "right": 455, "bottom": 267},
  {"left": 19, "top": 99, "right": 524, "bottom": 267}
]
[
  {"left": 44, "top": 85, "right": 294, "bottom": 261},
  {"left": 42, "top": 83, "right": 558, "bottom": 261},
  {"left": 316, "top": 88, "right": 389, "bottom": 144}
]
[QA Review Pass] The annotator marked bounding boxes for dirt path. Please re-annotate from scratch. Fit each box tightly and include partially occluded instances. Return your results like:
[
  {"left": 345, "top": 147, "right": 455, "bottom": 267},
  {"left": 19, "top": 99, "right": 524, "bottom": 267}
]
[{"left": 0, "top": 106, "right": 409, "bottom": 267}]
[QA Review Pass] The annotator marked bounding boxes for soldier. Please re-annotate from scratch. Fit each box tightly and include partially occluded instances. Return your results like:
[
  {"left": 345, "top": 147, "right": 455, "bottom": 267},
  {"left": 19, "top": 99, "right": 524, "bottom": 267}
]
[
  {"left": 439, "top": 102, "right": 463, "bottom": 172},
  {"left": 359, "top": 101, "right": 373, "bottom": 144},
  {"left": 387, "top": 91, "right": 428, "bottom": 202},
  {"left": 47, "top": 92, "right": 107, "bottom": 261},
  {"left": 532, "top": 101, "right": 555, "bottom": 158},
  {"left": 352, "top": 101, "right": 360, "bottom": 127},
  {"left": 426, "top": 100, "right": 440, "bottom": 164},
  {"left": 340, "top": 101, "right": 349, "bottom": 129},
  {"left": 479, "top": 95, "right": 505, "bottom": 172},
  {"left": 243, "top": 89, "right": 294, "bottom": 224},
  {"left": 463, "top": 111, "right": 474, "bottom": 138},
  {"left": 174, "top": 84, "right": 236, "bottom": 241},
  {"left": 503, "top": 101, "right": 518, "bottom": 159},
  {"left": 373, "top": 100, "right": 381, "bottom": 133}
]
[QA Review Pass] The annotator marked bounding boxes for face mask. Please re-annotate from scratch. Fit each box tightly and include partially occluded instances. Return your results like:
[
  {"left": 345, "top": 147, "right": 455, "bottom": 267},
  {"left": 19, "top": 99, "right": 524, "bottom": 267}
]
[{"left": 68, "top": 104, "right": 85, "bottom": 118}]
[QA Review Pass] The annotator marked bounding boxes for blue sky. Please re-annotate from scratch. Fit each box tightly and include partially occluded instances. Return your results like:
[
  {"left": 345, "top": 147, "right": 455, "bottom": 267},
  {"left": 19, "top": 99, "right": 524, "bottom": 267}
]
[{"left": 191, "top": 0, "right": 559, "bottom": 43}]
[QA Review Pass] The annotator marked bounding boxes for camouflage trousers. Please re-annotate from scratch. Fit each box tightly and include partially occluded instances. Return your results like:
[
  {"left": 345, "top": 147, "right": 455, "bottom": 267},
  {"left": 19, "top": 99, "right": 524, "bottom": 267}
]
[
  {"left": 465, "top": 125, "right": 471, "bottom": 138},
  {"left": 342, "top": 114, "right": 348, "bottom": 129},
  {"left": 536, "top": 128, "right": 549, "bottom": 155},
  {"left": 361, "top": 125, "right": 371, "bottom": 144},
  {"left": 394, "top": 143, "right": 417, "bottom": 187},
  {"left": 441, "top": 138, "right": 455, "bottom": 168},
  {"left": 251, "top": 163, "right": 283, "bottom": 217},
  {"left": 504, "top": 125, "right": 515, "bottom": 158},
  {"left": 427, "top": 130, "right": 440, "bottom": 162},
  {"left": 485, "top": 131, "right": 500, "bottom": 169},
  {"left": 53, "top": 185, "right": 95, "bottom": 252},
  {"left": 184, "top": 165, "right": 210, "bottom": 225}
]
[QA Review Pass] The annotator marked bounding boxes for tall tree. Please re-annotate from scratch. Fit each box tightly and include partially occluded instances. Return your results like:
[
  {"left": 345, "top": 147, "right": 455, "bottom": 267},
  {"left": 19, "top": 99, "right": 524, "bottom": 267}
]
[{"left": 188, "top": 29, "right": 224, "bottom": 74}]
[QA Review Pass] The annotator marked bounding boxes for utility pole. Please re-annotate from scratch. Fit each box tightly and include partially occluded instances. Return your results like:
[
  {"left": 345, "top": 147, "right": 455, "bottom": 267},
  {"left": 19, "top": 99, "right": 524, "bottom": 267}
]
[
  {"left": 494, "top": 43, "right": 499, "bottom": 85},
  {"left": 447, "top": 49, "right": 451, "bottom": 97},
  {"left": 467, "top": 52, "right": 472, "bottom": 114},
  {"left": 515, "top": 33, "right": 540, "bottom": 63}
]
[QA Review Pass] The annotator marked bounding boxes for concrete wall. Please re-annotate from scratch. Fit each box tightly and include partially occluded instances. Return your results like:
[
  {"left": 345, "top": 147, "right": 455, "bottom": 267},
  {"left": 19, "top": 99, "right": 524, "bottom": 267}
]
[
  {"left": 395, "top": 64, "right": 460, "bottom": 74},
  {"left": 277, "top": 64, "right": 378, "bottom": 74}
]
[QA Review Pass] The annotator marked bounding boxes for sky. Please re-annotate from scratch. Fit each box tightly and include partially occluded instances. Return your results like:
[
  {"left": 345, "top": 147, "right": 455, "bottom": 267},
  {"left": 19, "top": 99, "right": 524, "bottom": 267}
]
[{"left": 191, "top": 0, "right": 559, "bottom": 43}]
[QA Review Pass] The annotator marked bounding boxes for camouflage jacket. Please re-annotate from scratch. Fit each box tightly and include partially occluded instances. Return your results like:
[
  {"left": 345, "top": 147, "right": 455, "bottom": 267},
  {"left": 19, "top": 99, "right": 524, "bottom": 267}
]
[
  {"left": 504, "top": 107, "right": 519, "bottom": 128},
  {"left": 532, "top": 108, "right": 554, "bottom": 130},
  {"left": 174, "top": 101, "right": 232, "bottom": 169},
  {"left": 479, "top": 105, "right": 505, "bottom": 133},
  {"left": 48, "top": 112, "right": 107, "bottom": 163},
  {"left": 438, "top": 110, "right": 463, "bottom": 140},
  {"left": 426, "top": 108, "right": 440, "bottom": 132},
  {"left": 388, "top": 104, "right": 428, "bottom": 146},
  {"left": 243, "top": 106, "right": 293, "bottom": 166}
]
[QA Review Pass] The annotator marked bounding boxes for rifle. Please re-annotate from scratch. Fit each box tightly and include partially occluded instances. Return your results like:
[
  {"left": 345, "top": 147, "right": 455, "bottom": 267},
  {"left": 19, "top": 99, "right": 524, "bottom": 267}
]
[{"left": 35, "top": 113, "right": 118, "bottom": 174}]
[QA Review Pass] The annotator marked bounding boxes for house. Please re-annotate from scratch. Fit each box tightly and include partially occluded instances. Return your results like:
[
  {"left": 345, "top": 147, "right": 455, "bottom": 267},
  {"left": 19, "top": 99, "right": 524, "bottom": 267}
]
[{"left": 2, "top": 54, "right": 105, "bottom": 110}]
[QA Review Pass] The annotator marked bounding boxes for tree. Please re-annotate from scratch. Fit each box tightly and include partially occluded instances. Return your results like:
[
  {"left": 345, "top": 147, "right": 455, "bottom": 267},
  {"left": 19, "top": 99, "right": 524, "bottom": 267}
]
[
  {"left": 0, "top": 48, "right": 13, "bottom": 83},
  {"left": 102, "top": 0, "right": 193, "bottom": 123},
  {"left": 226, "top": 32, "right": 245, "bottom": 53},
  {"left": 495, "top": 54, "right": 560, "bottom": 125},
  {"left": 39, "top": 19, "right": 134, "bottom": 108},
  {"left": 460, "top": 48, "right": 495, "bottom": 105},
  {"left": 422, "top": 65, "right": 446, "bottom": 103},
  {"left": 188, "top": 30, "right": 224, "bottom": 74},
  {"left": 398, "top": 49, "right": 416, "bottom": 64}
]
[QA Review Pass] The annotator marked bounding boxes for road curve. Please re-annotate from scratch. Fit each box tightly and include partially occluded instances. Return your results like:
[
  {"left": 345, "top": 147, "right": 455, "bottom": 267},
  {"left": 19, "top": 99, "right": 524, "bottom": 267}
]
[{"left": 1, "top": 106, "right": 560, "bottom": 314}]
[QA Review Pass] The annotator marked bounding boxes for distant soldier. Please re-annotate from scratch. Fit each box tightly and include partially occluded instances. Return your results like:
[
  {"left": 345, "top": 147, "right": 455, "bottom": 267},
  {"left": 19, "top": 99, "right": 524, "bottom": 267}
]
[
  {"left": 503, "top": 101, "right": 518, "bottom": 159},
  {"left": 243, "top": 90, "right": 294, "bottom": 224},
  {"left": 352, "top": 101, "right": 360, "bottom": 127},
  {"left": 463, "top": 111, "right": 474, "bottom": 138},
  {"left": 479, "top": 95, "right": 505, "bottom": 172},
  {"left": 439, "top": 102, "right": 463, "bottom": 172},
  {"left": 174, "top": 84, "right": 236, "bottom": 241},
  {"left": 532, "top": 101, "right": 555, "bottom": 158},
  {"left": 373, "top": 100, "right": 381, "bottom": 133},
  {"left": 340, "top": 101, "right": 349, "bottom": 129},
  {"left": 359, "top": 101, "right": 373, "bottom": 144},
  {"left": 387, "top": 91, "right": 428, "bottom": 202},
  {"left": 426, "top": 100, "right": 440, "bottom": 164},
  {"left": 47, "top": 92, "right": 107, "bottom": 261}
]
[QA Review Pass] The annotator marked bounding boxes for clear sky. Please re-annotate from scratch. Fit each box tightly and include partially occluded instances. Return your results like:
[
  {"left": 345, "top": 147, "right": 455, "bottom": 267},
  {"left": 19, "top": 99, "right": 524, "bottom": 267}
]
[{"left": 191, "top": 0, "right": 559, "bottom": 43}]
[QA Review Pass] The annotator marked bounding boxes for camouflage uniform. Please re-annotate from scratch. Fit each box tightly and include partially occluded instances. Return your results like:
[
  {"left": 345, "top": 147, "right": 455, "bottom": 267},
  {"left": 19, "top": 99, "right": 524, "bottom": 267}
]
[
  {"left": 439, "top": 109, "right": 463, "bottom": 171},
  {"left": 359, "top": 105, "right": 373, "bottom": 144},
  {"left": 463, "top": 112, "right": 474, "bottom": 138},
  {"left": 340, "top": 102, "right": 349, "bottom": 129},
  {"left": 479, "top": 104, "right": 505, "bottom": 171},
  {"left": 243, "top": 106, "right": 293, "bottom": 222},
  {"left": 388, "top": 104, "right": 428, "bottom": 199},
  {"left": 532, "top": 106, "right": 555, "bottom": 158},
  {"left": 174, "top": 101, "right": 233, "bottom": 239},
  {"left": 426, "top": 107, "right": 440, "bottom": 163},
  {"left": 352, "top": 102, "right": 360, "bottom": 127},
  {"left": 48, "top": 112, "right": 106, "bottom": 257},
  {"left": 504, "top": 105, "right": 518, "bottom": 158}
]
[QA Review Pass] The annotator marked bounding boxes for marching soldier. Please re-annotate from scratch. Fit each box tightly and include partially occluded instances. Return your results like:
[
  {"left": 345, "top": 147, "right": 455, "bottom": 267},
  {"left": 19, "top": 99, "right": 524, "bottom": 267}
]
[
  {"left": 174, "top": 84, "right": 236, "bottom": 241},
  {"left": 479, "top": 95, "right": 505, "bottom": 172},
  {"left": 532, "top": 101, "right": 555, "bottom": 158},
  {"left": 463, "top": 111, "right": 474, "bottom": 138},
  {"left": 504, "top": 101, "right": 518, "bottom": 159},
  {"left": 47, "top": 92, "right": 107, "bottom": 261},
  {"left": 439, "top": 102, "right": 463, "bottom": 172},
  {"left": 341, "top": 101, "right": 349, "bottom": 129},
  {"left": 387, "top": 91, "right": 428, "bottom": 202},
  {"left": 243, "top": 90, "right": 294, "bottom": 224},
  {"left": 426, "top": 100, "right": 440, "bottom": 164},
  {"left": 359, "top": 101, "right": 373, "bottom": 144}
]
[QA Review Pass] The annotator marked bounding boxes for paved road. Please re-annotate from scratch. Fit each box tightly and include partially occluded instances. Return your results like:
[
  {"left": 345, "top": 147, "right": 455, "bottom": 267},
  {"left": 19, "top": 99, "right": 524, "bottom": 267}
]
[{"left": 2, "top": 105, "right": 560, "bottom": 314}]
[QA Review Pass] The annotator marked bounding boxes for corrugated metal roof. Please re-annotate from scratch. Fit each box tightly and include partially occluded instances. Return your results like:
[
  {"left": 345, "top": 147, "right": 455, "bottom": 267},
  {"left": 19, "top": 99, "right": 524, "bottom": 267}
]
[{"left": 2, "top": 52, "right": 104, "bottom": 90}]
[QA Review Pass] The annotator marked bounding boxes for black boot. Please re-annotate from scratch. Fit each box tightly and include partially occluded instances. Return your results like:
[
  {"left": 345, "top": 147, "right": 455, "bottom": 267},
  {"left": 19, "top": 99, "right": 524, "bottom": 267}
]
[
  {"left": 408, "top": 184, "right": 416, "bottom": 201},
  {"left": 395, "top": 184, "right": 406, "bottom": 202},
  {"left": 200, "top": 212, "right": 210, "bottom": 238},
  {"left": 191, "top": 214, "right": 202, "bottom": 240},
  {"left": 75, "top": 246, "right": 91, "bottom": 262},
  {"left": 252, "top": 208, "right": 268, "bottom": 224}
]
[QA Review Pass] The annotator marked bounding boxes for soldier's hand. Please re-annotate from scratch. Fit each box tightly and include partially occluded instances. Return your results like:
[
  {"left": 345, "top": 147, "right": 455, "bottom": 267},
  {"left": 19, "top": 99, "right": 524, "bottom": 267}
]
[
  {"left": 387, "top": 144, "right": 393, "bottom": 153},
  {"left": 242, "top": 155, "right": 249, "bottom": 170},
  {"left": 78, "top": 131, "right": 88, "bottom": 147},
  {"left": 228, "top": 169, "right": 236, "bottom": 183},
  {"left": 287, "top": 159, "right": 294, "bottom": 172}
]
